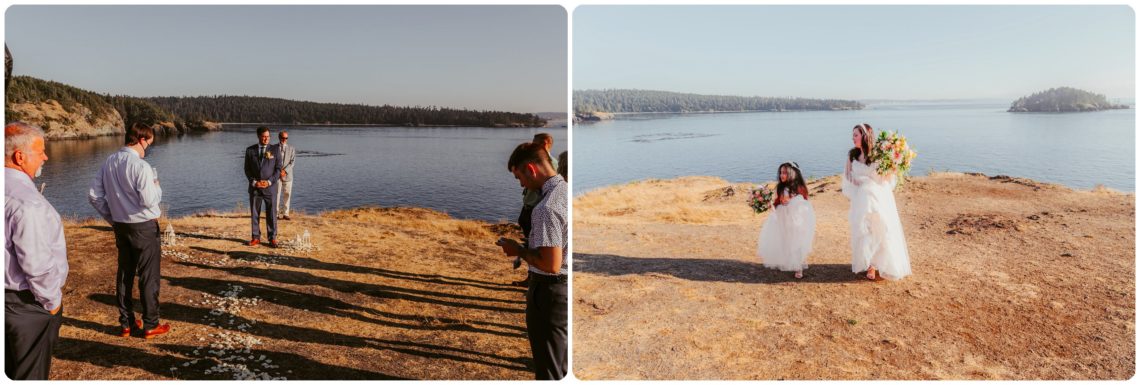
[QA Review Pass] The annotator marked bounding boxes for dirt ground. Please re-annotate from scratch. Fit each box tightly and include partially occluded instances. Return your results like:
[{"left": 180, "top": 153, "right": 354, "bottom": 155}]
[
  {"left": 50, "top": 207, "right": 534, "bottom": 380},
  {"left": 572, "top": 173, "right": 1135, "bottom": 380}
]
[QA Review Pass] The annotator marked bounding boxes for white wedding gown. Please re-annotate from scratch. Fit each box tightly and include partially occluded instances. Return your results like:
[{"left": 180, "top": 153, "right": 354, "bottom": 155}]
[
  {"left": 842, "top": 160, "right": 912, "bottom": 280},
  {"left": 757, "top": 189, "right": 816, "bottom": 272}
]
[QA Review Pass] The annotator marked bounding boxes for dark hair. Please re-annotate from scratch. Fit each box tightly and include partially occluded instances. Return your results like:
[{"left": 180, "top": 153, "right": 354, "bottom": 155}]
[
  {"left": 257, "top": 126, "right": 270, "bottom": 136},
  {"left": 125, "top": 122, "right": 155, "bottom": 146},
  {"left": 533, "top": 133, "right": 553, "bottom": 144},
  {"left": 848, "top": 123, "right": 874, "bottom": 165},
  {"left": 507, "top": 142, "right": 549, "bottom": 172},
  {"left": 776, "top": 162, "right": 807, "bottom": 199},
  {"left": 557, "top": 150, "right": 568, "bottom": 182}
]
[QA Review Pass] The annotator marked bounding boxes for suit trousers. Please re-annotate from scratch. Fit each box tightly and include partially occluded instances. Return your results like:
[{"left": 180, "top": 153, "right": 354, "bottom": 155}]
[
  {"left": 526, "top": 273, "right": 568, "bottom": 380},
  {"left": 276, "top": 179, "right": 293, "bottom": 216},
  {"left": 113, "top": 220, "right": 162, "bottom": 330},
  {"left": 250, "top": 188, "right": 278, "bottom": 241},
  {"left": 5, "top": 290, "right": 62, "bottom": 380}
]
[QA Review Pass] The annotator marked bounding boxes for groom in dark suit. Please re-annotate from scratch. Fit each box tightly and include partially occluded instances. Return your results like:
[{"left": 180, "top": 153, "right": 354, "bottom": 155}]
[{"left": 244, "top": 126, "right": 282, "bottom": 247}]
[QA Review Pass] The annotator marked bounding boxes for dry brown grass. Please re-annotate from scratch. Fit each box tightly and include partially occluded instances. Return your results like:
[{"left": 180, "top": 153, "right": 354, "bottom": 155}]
[
  {"left": 575, "top": 176, "right": 760, "bottom": 225},
  {"left": 573, "top": 173, "right": 1135, "bottom": 380},
  {"left": 51, "top": 207, "right": 531, "bottom": 380}
]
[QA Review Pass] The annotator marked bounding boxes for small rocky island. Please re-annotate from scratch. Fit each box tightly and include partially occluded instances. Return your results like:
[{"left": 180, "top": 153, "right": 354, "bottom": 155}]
[{"left": 1008, "top": 87, "right": 1130, "bottom": 112}]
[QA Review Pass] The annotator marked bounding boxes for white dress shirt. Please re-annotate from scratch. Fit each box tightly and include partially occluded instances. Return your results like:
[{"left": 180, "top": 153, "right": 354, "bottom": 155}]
[
  {"left": 5, "top": 168, "right": 69, "bottom": 311},
  {"left": 88, "top": 147, "right": 163, "bottom": 223}
]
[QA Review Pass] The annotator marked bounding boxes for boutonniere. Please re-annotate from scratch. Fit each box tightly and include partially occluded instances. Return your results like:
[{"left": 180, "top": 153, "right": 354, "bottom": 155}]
[{"left": 265, "top": 151, "right": 274, "bottom": 159}]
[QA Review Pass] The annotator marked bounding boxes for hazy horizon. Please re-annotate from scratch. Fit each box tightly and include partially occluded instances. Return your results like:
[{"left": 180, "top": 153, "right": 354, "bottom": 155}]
[
  {"left": 571, "top": 88, "right": 1134, "bottom": 104},
  {"left": 5, "top": 5, "right": 567, "bottom": 114},
  {"left": 575, "top": 5, "right": 1134, "bottom": 101}
]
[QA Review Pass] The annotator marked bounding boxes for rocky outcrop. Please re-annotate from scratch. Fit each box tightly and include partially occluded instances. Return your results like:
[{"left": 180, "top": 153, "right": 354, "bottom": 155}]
[
  {"left": 574, "top": 111, "right": 614, "bottom": 123},
  {"left": 7, "top": 101, "right": 124, "bottom": 139},
  {"left": 1009, "top": 87, "right": 1130, "bottom": 112},
  {"left": 7, "top": 101, "right": 221, "bottom": 140}
]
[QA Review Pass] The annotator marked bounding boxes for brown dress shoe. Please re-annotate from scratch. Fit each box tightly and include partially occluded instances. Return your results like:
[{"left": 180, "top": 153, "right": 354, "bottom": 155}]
[{"left": 144, "top": 323, "right": 171, "bottom": 339}]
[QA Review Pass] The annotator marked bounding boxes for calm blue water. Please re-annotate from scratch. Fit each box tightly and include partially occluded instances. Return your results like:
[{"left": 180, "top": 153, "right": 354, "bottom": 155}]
[
  {"left": 39, "top": 126, "right": 566, "bottom": 222},
  {"left": 573, "top": 102, "right": 1134, "bottom": 193}
]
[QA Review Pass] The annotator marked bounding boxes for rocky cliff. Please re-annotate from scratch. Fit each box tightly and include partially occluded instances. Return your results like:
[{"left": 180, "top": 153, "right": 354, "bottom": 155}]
[{"left": 7, "top": 100, "right": 124, "bottom": 139}]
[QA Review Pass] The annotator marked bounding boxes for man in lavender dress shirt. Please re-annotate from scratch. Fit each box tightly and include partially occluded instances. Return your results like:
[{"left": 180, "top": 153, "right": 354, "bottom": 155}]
[
  {"left": 89, "top": 123, "right": 170, "bottom": 339},
  {"left": 5, "top": 122, "right": 68, "bottom": 380}
]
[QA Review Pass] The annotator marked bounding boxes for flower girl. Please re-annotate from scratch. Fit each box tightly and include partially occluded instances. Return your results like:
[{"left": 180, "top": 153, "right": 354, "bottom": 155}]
[{"left": 757, "top": 162, "right": 816, "bottom": 279}]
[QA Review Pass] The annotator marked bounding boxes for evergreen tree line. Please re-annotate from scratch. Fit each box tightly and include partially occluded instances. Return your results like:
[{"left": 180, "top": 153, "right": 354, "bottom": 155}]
[
  {"left": 5, "top": 75, "right": 546, "bottom": 130},
  {"left": 573, "top": 89, "right": 864, "bottom": 114},
  {"left": 1008, "top": 87, "right": 1130, "bottom": 112},
  {"left": 145, "top": 95, "right": 546, "bottom": 127}
]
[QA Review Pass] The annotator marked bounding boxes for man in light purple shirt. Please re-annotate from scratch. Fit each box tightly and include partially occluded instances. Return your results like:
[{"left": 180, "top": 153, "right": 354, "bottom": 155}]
[
  {"left": 88, "top": 122, "right": 170, "bottom": 339},
  {"left": 4, "top": 122, "right": 68, "bottom": 380}
]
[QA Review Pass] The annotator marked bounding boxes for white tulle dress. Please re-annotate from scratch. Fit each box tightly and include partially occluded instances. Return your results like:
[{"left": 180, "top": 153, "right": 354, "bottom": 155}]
[
  {"left": 842, "top": 160, "right": 912, "bottom": 280},
  {"left": 757, "top": 187, "right": 817, "bottom": 272}
]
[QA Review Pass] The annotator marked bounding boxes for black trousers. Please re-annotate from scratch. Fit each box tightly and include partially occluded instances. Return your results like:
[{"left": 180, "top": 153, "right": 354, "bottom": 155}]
[
  {"left": 526, "top": 273, "right": 568, "bottom": 380},
  {"left": 250, "top": 188, "right": 278, "bottom": 241},
  {"left": 518, "top": 204, "right": 536, "bottom": 239},
  {"left": 5, "top": 290, "right": 62, "bottom": 380},
  {"left": 112, "top": 220, "right": 162, "bottom": 330}
]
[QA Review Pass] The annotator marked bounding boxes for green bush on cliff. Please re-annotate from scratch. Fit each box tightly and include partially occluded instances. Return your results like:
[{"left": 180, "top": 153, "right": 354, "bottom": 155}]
[{"left": 6, "top": 75, "right": 117, "bottom": 117}]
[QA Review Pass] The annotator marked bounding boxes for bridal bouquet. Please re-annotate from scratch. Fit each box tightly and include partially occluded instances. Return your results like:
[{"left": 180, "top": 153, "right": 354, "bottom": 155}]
[
  {"left": 873, "top": 130, "right": 917, "bottom": 180},
  {"left": 749, "top": 185, "right": 775, "bottom": 214}
]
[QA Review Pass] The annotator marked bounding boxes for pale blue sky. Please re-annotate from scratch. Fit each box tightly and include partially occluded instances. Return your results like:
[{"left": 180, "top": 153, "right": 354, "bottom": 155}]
[
  {"left": 574, "top": 5, "right": 1134, "bottom": 100},
  {"left": 6, "top": 5, "right": 567, "bottom": 113}
]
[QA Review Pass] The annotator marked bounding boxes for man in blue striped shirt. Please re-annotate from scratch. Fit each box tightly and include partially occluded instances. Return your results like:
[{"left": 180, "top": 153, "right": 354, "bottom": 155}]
[{"left": 89, "top": 122, "right": 171, "bottom": 339}]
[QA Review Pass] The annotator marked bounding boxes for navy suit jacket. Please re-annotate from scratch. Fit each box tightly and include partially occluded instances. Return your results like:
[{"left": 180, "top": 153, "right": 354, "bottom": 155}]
[{"left": 245, "top": 143, "right": 282, "bottom": 195}]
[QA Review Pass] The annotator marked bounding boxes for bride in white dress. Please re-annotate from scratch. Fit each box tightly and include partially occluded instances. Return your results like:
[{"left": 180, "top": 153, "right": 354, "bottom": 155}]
[
  {"left": 757, "top": 162, "right": 816, "bottom": 279},
  {"left": 842, "top": 123, "right": 912, "bottom": 280}
]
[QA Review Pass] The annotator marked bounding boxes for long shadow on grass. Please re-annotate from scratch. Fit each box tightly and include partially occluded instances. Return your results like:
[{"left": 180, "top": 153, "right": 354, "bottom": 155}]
[
  {"left": 178, "top": 232, "right": 248, "bottom": 245},
  {"left": 80, "top": 225, "right": 113, "bottom": 232},
  {"left": 54, "top": 335, "right": 177, "bottom": 379},
  {"left": 56, "top": 318, "right": 407, "bottom": 380},
  {"left": 87, "top": 294, "right": 531, "bottom": 374},
  {"left": 166, "top": 276, "right": 527, "bottom": 338},
  {"left": 575, "top": 253, "right": 866, "bottom": 284},
  {"left": 191, "top": 247, "right": 521, "bottom": 293},
  {"left": 153, "top": 344, "right": 407, "bottom": 380},
  {"left": 176, "top": 261, "right": 524, "bottom": 314}
]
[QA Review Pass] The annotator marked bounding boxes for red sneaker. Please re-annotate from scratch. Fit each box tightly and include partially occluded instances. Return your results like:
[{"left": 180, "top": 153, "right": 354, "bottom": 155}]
[
  {"left": 248, "top": 239, "right": 260, "bottom": 247},
  {"left": 144, "top": 323, "right": 171, "bottom": 339},
  {"left": 120, "top": 320, "right": 142, "bottom": 337},
  {"left": 270, "top": 239, "right": 278, "bottom": 248}
]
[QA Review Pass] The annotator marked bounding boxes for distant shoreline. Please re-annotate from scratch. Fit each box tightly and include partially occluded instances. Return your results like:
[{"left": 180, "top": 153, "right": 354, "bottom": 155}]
[
  {"left": 607, "top": 108, "right": 858, "bottom": 115},
  {"left": 219, "top": 122, "right": 551, "bottom": 128},
  {"left": 44, "top": 122, "right": 563, "bottom": 140}
]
